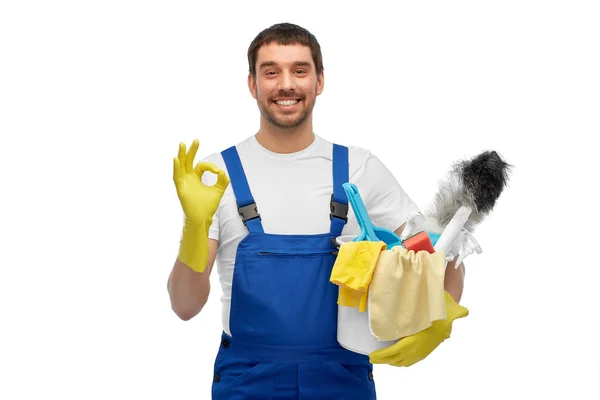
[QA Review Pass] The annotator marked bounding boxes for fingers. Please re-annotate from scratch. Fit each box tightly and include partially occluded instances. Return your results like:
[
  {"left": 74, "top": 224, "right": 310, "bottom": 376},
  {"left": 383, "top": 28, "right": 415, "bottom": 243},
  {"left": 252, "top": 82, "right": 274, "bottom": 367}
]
[
  {"left": 178, "top": 142, "right": 187, "bottom": 173},
  {"left": 370, "top": 342, "right": 404, "bottom": 360},
  {"left": 370, "top": 353, "right": 398, "bottom": 365},
  {"left": 386, "top": 353, "right": 406, "bottom": 365},
  {"left": 215, "top": 169, "right": 231, "bottom": 191},
  {"left": 194, "top": 161, "right": 222, "bottom": 177},
  {"left": 369, "top": 340, "right": 412, "bottom": 365},
  {"left": 371, "top": 350, "right": 405, "bottom": 365},
  {"left": 173, "top": 157, "right": 182, "bottom": 184},
  {"left": 371, "top": 356, "right": 400, "bottom": 365},
  {"left": 177, "top": 139, "right": 201, "bottom": 175},
  {"left": 193, "top": 162, "right": 230, "bottom": 192},
  {"left": 186, "top": 139, "right": 199, "bottom": 174},
  {"left": 174, "top": 141, "right": 229, "bottom": 191}
]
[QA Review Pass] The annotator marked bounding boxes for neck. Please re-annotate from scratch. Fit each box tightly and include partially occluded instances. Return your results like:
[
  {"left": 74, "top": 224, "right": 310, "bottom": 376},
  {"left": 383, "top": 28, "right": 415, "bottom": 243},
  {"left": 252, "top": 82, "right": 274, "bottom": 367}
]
[{"left": 255, "top": 118, "right": 315, "bottom": 154}]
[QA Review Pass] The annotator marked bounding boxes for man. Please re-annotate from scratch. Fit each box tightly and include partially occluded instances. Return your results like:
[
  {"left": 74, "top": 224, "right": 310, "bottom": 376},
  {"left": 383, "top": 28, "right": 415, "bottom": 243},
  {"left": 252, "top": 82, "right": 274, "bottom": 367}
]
[{"left": 168, "top": 22, "right": 467, "bottom": 399}]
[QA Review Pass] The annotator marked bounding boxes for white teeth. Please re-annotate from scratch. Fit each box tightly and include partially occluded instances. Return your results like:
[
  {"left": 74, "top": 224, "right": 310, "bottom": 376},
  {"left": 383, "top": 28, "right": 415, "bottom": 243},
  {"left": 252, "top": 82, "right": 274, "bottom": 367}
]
[{"left": 275, "top": 99, "right": 298, "bottom": 106}]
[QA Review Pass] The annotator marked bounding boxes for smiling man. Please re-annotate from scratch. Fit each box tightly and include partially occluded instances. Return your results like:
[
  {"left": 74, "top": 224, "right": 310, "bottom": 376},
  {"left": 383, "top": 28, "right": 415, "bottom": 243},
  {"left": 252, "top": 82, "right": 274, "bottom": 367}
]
[
  {"left": 252, "top": 42, "right": 320, "bottom": 132},
  {"left": 167, "top": 22, "right": 465, "bottom": 399}
]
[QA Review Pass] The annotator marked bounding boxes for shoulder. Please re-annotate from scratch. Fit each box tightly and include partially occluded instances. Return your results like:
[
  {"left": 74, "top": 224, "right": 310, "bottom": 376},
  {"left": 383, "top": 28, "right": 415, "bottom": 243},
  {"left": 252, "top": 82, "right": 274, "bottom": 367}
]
[
  {"left": 323, "top": 138, "right": 405, "bottom": 193},
  {"left": 197, "top": 135, "right": 255, "bottom": 185},
  {"left": 316, "top": 135, "right": 375, "bottom": 168},
  {"left": 339, "top": 144, "right": 390, "bottom": 180}
]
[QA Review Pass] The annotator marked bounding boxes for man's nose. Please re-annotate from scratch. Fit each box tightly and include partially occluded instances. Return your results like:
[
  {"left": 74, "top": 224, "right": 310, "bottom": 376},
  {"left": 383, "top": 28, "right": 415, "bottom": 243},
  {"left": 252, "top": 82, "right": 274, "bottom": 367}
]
[{"left": 278, "top": 70, "right": 295, "bottom": 91}]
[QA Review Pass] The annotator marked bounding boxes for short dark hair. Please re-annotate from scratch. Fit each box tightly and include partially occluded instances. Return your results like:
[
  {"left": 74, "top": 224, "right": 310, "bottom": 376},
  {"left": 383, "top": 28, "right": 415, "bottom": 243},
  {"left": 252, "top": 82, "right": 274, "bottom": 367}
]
[{"left": 247, "top": 23, "right": 324, "bottom": 78}]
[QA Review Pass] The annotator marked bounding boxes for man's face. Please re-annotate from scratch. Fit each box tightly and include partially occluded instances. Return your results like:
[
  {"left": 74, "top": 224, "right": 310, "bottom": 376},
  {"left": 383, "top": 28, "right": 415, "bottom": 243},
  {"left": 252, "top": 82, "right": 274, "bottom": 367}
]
[{"left": 249, "top": 42, "right": 324, "bottom": 130}]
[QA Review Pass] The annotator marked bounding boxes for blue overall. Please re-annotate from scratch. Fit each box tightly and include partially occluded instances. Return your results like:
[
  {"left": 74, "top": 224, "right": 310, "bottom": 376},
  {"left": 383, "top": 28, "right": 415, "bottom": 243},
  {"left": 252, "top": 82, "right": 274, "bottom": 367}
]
[{"left": 211, "top": 144, "right": 377, "bottom": 399}]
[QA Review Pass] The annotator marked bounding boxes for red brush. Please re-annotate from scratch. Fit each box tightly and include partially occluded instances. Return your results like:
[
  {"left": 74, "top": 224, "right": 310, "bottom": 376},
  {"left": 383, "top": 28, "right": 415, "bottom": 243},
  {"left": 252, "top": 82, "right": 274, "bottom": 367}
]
[{"left": 403, "top": 231, "right": 435, "bottom": 254}]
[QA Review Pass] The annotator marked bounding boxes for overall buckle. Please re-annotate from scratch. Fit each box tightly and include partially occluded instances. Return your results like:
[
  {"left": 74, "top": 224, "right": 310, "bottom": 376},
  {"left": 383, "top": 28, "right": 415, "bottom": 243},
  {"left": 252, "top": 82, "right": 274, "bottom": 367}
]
[
  {"left": 329, "top": 194, "right": 348, "bottom": 222},
  {"left": 238, "top": 202, "right": 261, "bottom": 226}
]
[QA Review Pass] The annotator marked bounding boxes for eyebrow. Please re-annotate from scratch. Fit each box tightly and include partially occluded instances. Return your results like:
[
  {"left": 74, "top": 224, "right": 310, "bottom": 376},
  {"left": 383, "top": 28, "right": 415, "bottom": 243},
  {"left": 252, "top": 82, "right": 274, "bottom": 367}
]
[{"left": 258, "top": 61, "right": 313, "bottom": 70}]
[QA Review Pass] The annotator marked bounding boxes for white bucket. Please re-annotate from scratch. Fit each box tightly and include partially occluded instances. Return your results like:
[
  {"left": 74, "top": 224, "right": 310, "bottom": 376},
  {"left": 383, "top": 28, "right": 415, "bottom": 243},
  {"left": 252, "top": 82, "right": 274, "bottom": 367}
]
[{"left": 334, "top": 235, "right": 398, "bottom": 355}]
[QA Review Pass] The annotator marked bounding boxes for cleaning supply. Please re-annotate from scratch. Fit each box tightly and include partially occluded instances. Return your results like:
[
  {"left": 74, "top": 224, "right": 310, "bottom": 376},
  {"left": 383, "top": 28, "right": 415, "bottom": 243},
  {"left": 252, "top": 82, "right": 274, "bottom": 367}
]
[
  {"left": 173, "top": 139, "right": 230, "bottom": 272},
  {"left": 423, "top": 150, "right": 511, "bottom": 266},
  {"left": 338, "top": 285, "right": 368, "bottom": 311},
  {"left": 426, "top": 214, "right": 482, "bottom": 266},
  {"left": 334, "top": 154, "right": 511, "bottom": 356},
  {"left": 403, "top": 231, "right": 435, "bottom": 253},
  {"left": 398, "top": 212, "right": 435, "bottom": 253},
  {"left": 330, "top": 240, "right": 386, "bottom": 312},
  {"left": 335, "top": 236, "right": 398, "bottom": 355},
  {"left": 369, "top": 291, "right": 469, "bottom": 367},
  {"left": 367, "top": 246, "right": 447, "bottom": 341},
  {"left": 434, "top": 206, "right": 472, "bottom": 256},
  {"left": 342, "top": 182, "right": 402, "bottom": 248},
  {"left": 334, "top": 186, "right": 401, "bottom": 355},
  {"left": 426, "top": 150, "right": 511, "bottom": 233},
  {"left": 453, "top": 230, "right": 482, "bottom": 267}
]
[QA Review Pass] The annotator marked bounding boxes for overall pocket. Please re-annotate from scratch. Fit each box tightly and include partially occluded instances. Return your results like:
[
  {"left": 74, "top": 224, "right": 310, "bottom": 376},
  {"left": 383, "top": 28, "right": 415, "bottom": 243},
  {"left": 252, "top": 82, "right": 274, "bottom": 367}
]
[
  {"left": 212, "top": 362, "right": 274, "bottom": 400},
  {"left": 321, "top": 360, "right": 376, "bottom": 398},
  {"left": 229, "top": 249, "right": 339, "bottom": 346}
]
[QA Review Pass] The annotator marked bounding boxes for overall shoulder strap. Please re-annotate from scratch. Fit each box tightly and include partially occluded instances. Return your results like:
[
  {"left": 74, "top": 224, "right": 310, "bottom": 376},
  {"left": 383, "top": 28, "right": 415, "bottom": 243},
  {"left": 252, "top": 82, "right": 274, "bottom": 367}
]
[
  {"left": 330, "top": 144, "right": 349, "bottom": 236},
  {"left": 221, "top": 146, "right": 264, "bottom": 233}
]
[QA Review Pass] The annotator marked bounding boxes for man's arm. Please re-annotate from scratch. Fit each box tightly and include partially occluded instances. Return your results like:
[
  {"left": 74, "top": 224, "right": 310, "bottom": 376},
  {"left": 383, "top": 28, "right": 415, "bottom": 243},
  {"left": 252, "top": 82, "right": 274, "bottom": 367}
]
[
  {"left": 167, "top": 238, "right": 218, "bottom": 321},
  {"left": 394, "top": 224, "right": 465, "bottom": 303},
  {"left": 443, "top": 257, "right": 464, "bottom": 303}
]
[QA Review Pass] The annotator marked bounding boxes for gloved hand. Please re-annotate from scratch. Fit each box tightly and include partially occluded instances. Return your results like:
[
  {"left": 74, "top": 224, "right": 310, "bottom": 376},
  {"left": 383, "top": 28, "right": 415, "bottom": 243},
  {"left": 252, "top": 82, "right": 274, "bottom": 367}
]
[
  {"left": 173, "top": 139, "right": 229, "bottom": 272},
  {"left": 369, "top": 291, "right": 468, "bottom": 367}
]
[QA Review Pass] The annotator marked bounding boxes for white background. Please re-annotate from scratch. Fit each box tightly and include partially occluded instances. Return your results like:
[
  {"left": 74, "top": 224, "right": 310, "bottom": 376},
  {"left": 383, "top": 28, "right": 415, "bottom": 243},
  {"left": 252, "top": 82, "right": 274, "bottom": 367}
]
[{"left": 1, "top": 1, "right": 599, "bottom": 399}]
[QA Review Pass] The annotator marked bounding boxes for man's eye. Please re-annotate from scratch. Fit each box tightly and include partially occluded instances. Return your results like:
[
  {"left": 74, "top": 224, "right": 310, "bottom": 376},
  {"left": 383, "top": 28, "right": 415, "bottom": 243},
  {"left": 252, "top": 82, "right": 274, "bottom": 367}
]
[
  {"left": 295, "top": 70, "right": 307, "bottom": 74},
  {"left": 265, "top": 71, "right": 277, "bottom": 76}
]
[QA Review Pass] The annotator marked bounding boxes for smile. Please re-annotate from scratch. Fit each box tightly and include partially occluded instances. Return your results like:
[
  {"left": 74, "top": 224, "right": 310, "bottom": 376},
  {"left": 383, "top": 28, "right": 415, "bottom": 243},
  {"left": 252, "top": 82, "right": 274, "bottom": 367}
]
[{"left": 274, "top": 99, "right": 299, "bottom": 107}]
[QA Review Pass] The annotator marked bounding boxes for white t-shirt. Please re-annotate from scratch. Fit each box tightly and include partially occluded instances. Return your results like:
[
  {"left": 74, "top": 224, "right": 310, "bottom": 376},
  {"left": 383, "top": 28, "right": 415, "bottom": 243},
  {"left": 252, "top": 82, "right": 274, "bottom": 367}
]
[{"left": 201, "top": 134, "right": 420, "bottom": 336}]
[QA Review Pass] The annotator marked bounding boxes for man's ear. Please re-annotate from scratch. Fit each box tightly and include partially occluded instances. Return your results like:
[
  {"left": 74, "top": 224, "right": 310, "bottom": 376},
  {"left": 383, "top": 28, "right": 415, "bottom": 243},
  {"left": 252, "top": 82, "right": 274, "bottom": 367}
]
[
  {"left": 248, "top": 73, "right": 257, "bottom": 99},
  {"left": 316, "top": 71, "right": 324, "bottom": 96}
]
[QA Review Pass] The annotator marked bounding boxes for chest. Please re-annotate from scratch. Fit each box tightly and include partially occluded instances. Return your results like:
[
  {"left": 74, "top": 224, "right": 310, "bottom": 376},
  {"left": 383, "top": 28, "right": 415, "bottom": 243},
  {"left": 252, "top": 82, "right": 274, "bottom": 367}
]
[{"left": 220, "top": 165, "right": 340, "bottom": 235}]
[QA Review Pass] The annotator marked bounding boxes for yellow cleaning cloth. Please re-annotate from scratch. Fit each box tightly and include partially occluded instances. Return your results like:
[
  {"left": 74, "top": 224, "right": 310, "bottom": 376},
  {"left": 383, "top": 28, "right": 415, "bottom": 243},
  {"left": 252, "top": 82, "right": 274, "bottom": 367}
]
[
  {"left": 368, "top": 247, "right": 447, "bottom": 341},
  {"left": 338, "top": 286, "right": 368, "bottom": 311},
  {"left": 330, "top": 241, "right": 386, "bottom": 312}
]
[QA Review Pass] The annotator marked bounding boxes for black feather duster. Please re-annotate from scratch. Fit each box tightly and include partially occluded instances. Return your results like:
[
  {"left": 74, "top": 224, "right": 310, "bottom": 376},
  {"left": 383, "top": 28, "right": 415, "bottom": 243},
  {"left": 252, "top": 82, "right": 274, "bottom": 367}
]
[{"left": 426, "top": 150, "right": 512, "bottom": 232}]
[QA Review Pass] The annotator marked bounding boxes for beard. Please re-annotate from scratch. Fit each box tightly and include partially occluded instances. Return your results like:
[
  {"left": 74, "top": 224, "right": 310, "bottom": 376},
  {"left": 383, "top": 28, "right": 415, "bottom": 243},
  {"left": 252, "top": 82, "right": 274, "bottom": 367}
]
[{"left": 257, "top": 90, "right": 314, "bottom": 129}]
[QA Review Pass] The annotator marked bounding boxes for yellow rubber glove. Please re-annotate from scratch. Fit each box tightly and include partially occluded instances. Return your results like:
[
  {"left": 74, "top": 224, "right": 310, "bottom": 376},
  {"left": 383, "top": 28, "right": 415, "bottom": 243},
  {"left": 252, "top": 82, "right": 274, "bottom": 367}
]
[
  {"left": 369, "top": 291, "right": 468, "bottom": 367},
  {"left": 173, "top": 139, "right": 229, "bottom": 272}
]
